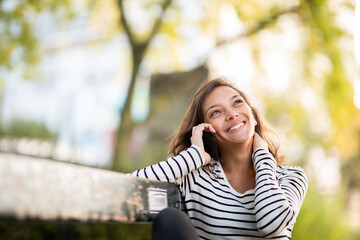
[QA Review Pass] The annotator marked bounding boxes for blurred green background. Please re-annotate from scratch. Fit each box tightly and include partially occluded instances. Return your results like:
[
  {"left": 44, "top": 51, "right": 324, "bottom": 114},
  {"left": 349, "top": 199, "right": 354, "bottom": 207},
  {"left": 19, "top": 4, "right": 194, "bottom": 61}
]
[{"left": 0, "top": 0, "right": 360, "bottom": 239}]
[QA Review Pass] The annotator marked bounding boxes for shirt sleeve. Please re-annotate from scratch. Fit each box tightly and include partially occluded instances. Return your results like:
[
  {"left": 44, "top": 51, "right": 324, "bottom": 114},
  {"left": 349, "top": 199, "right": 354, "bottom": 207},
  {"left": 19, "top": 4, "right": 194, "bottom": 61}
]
[
  {"left": 252, "top": 148, "right": 308, "bottom": 238},
  {"left": 128, "top": 145, "right": 205, "bottom": 184}
]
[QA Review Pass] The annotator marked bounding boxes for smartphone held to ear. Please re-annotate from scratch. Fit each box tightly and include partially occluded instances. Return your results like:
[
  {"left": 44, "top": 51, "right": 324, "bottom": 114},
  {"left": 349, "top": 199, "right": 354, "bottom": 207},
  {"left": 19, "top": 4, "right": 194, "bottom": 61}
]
[{"left": 202, "top": 132, "right": 219, "bottom": 161}]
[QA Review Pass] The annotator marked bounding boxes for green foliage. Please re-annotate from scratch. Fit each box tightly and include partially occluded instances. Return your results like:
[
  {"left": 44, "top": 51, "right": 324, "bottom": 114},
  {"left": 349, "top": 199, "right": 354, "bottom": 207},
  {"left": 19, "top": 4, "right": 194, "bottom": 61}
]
[
  {"left": 0, "top": 0, "right": 74, "bottom": 79},
  {"left": 301, "top": 0, "right": 360, "bottom": 159},
  {"left": 0, "top": 118, "right": 58, "bottom": 141},
  {"left": 293, "top": 186, "right": 356, "bottom": 240}
]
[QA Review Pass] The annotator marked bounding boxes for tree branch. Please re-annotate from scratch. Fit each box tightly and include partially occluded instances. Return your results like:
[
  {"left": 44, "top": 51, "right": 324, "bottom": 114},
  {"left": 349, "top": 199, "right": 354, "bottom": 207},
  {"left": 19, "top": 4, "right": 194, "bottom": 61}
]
[
  {"left": 118, "top": 0, "right": 173, "bottom": 120},
  {"left": 118, "top": 0, "right": 135, "bottom": 46},
  {"left": 118, "top": 0, "right": 172, "bottom": 48},
  {"left": 142, "top": 6, "right": 301, "bottom": 129},
  {"left": 147, "top": 0, "right": 172, "bottom": 43},
  {"left": 215, "top": 6, "right": 300, "bottom": 48}
]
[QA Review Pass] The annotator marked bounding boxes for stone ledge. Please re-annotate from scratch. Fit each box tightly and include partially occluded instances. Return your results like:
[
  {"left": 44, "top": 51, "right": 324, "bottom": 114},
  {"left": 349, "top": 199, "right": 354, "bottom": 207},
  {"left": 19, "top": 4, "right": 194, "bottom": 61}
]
[{"left": 0, "top": 153, "right": 183, "bottom": 222}]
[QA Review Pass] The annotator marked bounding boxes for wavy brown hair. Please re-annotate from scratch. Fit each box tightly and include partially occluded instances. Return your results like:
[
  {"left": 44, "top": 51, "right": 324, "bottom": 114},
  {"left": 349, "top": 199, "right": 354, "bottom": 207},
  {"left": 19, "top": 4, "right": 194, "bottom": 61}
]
[{"left": 168, "top": 76, "right": 286, "bottom": 164}]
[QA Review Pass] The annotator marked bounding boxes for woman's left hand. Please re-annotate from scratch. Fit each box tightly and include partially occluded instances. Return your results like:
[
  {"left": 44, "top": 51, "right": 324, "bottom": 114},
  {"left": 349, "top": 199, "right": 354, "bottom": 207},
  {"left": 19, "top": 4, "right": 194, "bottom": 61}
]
[{"left": 253, "top": 132, "right": 268, "bottom": 152}]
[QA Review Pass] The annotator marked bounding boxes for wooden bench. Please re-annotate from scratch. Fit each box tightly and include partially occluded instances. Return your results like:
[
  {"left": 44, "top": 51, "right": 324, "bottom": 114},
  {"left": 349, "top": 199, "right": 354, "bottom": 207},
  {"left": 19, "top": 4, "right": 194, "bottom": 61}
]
[{"left": 0, "top": 153, "right": 184, "bottom": 223}]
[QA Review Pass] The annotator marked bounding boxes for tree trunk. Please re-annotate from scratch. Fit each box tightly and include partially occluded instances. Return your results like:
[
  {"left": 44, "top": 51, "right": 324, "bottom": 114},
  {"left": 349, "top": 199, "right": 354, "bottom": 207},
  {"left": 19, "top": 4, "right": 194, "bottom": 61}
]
[
  {"left": 112, "top": 0, "right": 172, "bottom": 172},
  {"left": 112, "top": 45, "right": 145, "bottom": 172}
]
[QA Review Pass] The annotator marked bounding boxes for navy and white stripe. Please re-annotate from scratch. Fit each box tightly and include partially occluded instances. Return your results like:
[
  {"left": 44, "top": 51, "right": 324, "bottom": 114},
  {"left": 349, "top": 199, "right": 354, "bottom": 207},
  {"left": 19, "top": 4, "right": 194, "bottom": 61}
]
[{"left": 130, "top": 145, "right": 308, "bottom": 239}]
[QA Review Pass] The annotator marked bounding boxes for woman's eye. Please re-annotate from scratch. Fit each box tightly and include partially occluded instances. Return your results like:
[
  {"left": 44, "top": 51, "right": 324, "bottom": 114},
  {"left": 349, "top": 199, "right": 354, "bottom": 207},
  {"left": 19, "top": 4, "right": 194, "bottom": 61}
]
[
  {"left": 210, "top": 110, "right": 220, "bottom": 117},
  {"left": 234, "top": 99, "right": 243, "bottom": 105}
]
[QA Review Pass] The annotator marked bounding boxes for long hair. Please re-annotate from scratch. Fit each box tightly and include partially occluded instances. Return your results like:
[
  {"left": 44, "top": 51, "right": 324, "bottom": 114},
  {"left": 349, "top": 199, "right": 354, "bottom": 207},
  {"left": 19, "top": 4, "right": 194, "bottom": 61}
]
[{"left": 168, "top": 76, "right": 286, "bottom": 164}]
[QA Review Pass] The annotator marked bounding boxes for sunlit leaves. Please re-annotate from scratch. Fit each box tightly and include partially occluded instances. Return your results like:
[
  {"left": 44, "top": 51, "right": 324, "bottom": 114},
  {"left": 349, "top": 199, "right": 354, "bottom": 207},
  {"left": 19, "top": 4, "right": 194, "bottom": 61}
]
[{"left": 0, "top": 0, "right": 73, "bottom": 79}]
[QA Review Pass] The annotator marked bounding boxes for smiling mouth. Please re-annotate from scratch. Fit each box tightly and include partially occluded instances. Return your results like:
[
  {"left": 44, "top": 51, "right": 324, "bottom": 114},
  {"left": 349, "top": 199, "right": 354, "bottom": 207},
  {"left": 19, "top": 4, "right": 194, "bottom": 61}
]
[{"left": 228, "top": 121, "right": 245, "bottom": 132}]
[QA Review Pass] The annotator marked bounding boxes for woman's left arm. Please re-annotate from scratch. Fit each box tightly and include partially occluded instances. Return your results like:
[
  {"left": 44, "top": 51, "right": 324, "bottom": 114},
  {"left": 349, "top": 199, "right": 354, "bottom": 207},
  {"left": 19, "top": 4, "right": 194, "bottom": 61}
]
[{"left": 252, "top": 148, "right": 308, "bottom": 238}]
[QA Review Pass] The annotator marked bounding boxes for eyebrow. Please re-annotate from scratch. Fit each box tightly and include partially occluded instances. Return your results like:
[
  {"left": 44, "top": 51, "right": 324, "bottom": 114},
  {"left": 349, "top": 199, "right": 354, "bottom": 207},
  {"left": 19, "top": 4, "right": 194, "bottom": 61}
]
[{"left": 205, "top": 94, "right": 240, "bottom": 114}]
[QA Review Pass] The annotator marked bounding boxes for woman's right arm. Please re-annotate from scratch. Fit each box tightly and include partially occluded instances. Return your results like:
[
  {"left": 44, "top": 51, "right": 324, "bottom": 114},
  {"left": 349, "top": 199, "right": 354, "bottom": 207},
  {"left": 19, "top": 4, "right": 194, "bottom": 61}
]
[{"left": 128, "top": 145, "right": 205, "bottom": 184}]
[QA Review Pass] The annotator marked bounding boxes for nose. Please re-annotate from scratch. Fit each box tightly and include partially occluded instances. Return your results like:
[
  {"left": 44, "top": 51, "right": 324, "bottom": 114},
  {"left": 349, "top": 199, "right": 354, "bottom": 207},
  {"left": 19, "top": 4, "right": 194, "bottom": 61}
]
[{"left": 226, "top": 110, "right": 238, "bottom": 121}]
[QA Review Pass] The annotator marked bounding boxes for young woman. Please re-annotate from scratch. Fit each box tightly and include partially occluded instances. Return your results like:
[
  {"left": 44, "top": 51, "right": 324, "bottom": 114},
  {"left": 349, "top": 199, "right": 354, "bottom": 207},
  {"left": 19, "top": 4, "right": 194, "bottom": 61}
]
[{"left": 130, "top": 77, "right": 308, "bottom": 240}]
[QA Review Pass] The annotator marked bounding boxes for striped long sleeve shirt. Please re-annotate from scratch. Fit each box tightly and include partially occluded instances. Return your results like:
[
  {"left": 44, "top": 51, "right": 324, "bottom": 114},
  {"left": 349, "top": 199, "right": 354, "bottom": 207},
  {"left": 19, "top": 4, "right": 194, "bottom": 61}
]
[{"left": 130, "top": 145, "right": 308, "bottom": 239}]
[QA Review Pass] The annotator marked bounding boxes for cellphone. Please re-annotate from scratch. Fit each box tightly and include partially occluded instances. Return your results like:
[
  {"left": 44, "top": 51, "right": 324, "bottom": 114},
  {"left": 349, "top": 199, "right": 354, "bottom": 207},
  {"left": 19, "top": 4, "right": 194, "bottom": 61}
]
[{"left": 202, "top": 132, "right": 219, "bottom": 161}]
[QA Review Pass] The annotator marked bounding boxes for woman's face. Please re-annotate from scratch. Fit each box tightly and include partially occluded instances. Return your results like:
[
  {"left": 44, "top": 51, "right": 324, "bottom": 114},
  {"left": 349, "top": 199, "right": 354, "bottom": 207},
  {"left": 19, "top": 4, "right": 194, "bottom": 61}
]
[{"left": 202, "top": 86, "right": 257, "bottom": 146}]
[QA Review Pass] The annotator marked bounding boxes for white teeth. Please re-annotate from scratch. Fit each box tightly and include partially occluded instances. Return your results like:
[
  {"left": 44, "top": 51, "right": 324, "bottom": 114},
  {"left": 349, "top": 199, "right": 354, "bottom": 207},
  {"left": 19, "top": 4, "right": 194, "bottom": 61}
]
[{"left": 229, "top": 122, "right": 245, "bottom": 132}]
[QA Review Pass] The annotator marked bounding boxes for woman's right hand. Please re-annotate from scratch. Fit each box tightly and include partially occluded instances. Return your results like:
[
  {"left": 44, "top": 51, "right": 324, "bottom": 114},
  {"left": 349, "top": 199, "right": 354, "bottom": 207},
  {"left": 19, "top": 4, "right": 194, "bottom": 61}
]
[{"left": 191, "top": 123, "right": 216, "bottom": 165}]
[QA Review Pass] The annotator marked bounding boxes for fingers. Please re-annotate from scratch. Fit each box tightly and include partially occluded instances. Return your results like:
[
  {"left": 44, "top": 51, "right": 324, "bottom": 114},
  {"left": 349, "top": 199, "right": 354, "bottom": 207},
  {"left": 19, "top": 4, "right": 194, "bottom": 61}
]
[
  {"left": 192, "top": 123, "right": 216, "bottom": 134},
  {"left": 191, "top": 123, "right": 215, "bottom": 165}
]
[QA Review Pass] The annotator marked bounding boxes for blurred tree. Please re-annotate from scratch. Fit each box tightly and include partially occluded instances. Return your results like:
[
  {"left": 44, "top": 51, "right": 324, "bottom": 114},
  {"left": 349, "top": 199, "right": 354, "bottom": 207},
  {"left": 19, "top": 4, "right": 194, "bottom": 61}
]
[
  {"left": 0, "top": 0, "right": 74, "bottom": 140},
  {"left": 113, "top": 0, "right": 172, "bottom": 171}
]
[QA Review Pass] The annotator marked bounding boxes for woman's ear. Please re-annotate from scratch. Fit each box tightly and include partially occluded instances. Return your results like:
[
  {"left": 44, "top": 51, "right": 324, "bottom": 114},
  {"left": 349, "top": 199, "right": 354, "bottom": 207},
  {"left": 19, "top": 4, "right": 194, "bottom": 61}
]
[{"left": 251, "top": 110, "right": 258, "bottom": 126}]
